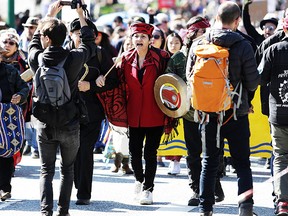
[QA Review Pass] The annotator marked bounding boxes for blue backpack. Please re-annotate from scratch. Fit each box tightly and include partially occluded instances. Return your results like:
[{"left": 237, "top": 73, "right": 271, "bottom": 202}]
[{"left": 0, "top": 103, "right": 25, "bottom": 158}]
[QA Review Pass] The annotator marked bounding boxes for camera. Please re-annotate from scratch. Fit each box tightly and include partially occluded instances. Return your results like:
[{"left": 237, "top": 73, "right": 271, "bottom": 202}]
[{"left": 60, "top": 0, "right": 85, "bottom": 9}]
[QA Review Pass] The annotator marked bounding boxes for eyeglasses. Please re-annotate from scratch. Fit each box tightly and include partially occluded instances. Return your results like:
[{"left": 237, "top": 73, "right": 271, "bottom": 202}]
[
  {"left": 2, "top": 40, "right": 16, "bottom": 46},
  {"left": 152, "top": 35, "right": 161, "bottom": 39},
  {"left": 263, "top": 25, "right": 275, "bottom": 31}
]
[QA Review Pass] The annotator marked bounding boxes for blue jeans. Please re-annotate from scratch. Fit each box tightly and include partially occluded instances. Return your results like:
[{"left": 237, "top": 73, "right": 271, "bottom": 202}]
[
  {"left": 25, "top": 122, "right": 38, "bottom": 151},
  {"left": 199, "top": 114, "right": 253, "bottom": 212},
  {"left": 37, "top": 121, "right": 80, "bottom": 215}
]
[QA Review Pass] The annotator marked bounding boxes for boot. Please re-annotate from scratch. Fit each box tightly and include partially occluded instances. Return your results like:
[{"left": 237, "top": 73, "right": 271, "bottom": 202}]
[
  {"left": 111, "top": 153, "right": 123, "bottom": 173},
  {"left": 122, "top": 157, "right": 133, "bottom": 174}
]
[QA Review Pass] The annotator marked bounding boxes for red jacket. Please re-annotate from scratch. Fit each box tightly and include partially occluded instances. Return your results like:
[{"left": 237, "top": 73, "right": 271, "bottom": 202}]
[{"left": 121, "top": 47, "right": 170, "bottom": 127}]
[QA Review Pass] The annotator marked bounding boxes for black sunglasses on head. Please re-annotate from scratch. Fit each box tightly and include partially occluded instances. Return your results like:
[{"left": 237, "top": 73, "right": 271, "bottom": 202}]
[
  {"left": 152, "top": 35, "right": 161, "bottom": 39},
  {"left": 3, "top": 40, "right": 16, "bottom": 46}
]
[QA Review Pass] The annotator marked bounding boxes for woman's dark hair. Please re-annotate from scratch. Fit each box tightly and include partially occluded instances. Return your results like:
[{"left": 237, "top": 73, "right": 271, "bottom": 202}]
[
  {"left": 164, "top": 32, "right": 183, "bottom": 55},
  {"left": 153, "top": 28, "right": 165, "bottom": 49}
]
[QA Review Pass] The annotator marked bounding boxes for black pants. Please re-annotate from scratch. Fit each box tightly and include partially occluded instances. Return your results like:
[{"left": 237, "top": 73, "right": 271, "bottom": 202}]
[
  {"left": 129, "top": 126, "right": 163, "bottom": 192},
  {"left": 74, "top": 121, "right": 101, "bottom": 200},
  {"left": 0, "top": 156, "right": 14, "bottom": 192}
]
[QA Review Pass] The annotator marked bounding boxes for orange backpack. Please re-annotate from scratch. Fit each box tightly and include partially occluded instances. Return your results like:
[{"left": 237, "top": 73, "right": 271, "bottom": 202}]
[{"left": 191, "top": 42, "right": 233, "bottom": 113}]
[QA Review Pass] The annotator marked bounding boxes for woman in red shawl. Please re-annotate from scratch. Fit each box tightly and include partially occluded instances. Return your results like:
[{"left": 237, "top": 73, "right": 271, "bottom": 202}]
[{"left": 119, "top": 22, "right": 170, "bottom": 205}]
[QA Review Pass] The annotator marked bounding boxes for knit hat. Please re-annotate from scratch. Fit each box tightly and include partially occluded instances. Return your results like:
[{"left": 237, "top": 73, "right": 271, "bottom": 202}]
[
  {"left": 130, "top": 22, "right": 154, "bottom": 37},
  {"left": 70, "top": 18, "right": 98, "bottom": 35},
  {"left": 0, "top": 28, "right": 20, "bottom": 44}
]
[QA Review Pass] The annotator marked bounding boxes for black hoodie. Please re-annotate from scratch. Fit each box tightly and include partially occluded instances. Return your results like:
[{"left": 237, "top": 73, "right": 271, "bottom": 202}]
[{"left": 186, "top": 28, "right": 260, "bottom": 116}]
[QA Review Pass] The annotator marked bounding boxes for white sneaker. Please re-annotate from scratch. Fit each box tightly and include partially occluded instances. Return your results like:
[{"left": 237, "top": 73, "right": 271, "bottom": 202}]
[
  {"left": 139, "top": 190, "right": 153, "bottom": 205},
  {"left": 134, "top": 181, "right": 142, "bottom": 201},
  {"left": 168, "top": 161, "right": 181, "bottom": 175}
]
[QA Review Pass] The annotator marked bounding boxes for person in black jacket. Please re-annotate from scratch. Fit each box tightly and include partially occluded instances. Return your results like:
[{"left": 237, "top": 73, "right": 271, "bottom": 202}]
[
  {"left": 242, "top": 0, "right": 278, "bottom": 46},
  {"left": 0, "top": 50, "right": 29, "bottom": 202},
  {"left": 258, "top": 15, "right": 288, "bottom": 216},
  {"left": 66, "top": 18, "right": 118, "bottom": 205},
  {"left": 186, "top": 2, "right": 260, "bottom": 216},
  {"left": 28, "top": 1, "right": 96, "bottom": 216}
]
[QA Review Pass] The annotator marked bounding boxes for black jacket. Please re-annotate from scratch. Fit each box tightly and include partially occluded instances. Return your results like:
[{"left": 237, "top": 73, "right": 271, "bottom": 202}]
[
  {"left": 186, "top": 28, "right": 260, "bottom": 116},
  {"left": 258, "top": 37, "right": 288, "bottom": 125},
  {"left": 28, "top": 26, "right": 96, "bottom": 101},
  {"left": 65, "top": 41, "right": 118, "bottom": 123}
]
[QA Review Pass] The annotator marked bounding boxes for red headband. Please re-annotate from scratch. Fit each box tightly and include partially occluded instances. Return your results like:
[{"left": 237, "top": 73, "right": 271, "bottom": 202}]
[
  {"left": 187, "top": 19, "right": 210, "bottom": 34},
  {"left": 130, "top": 22, "right": 154, "bottom": 37}
]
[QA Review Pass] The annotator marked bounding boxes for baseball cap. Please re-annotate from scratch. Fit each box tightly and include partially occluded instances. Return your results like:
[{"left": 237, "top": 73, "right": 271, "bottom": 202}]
[{"left": 22, "top": 17, "right": 39, "bottom": 27}]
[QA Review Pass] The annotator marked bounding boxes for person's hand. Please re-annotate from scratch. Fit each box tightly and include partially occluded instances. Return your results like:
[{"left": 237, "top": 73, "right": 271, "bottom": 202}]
[
  {"left": 11, "top": 94, "right": 21, "bottom": 105},
  {"left": 147, "top": 7, "right": 156, "bottom": 15},
  {"left": 244, "top": 0, "right": 253, "bottom": 6},
  {"left": 96, "top": 75, "right": 106, "bottom": 87},
  {"left": 46, "top": 0, "right": 63, "bottom": 17},
  {"left": 76, "top": 0, "right": 85, "bottom": 18},
  {"left": 78, "top": 80, "right": 90, "bottom": 92},
  {"left": 248, "top": 105, "right": 254, "bottom": 114}
]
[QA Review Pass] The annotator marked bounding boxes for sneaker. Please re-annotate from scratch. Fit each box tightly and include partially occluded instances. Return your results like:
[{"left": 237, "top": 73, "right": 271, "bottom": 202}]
[
  {"left": 188, "top": 191, "right": 200, "bottom": 206},
  {"left": 200, "top": 211, "right": 213, "bottom": 216},
  {"left": 139, "top": 190, "right": 153, "bottom": 205},
  {"left": 31, "top": 150, "right": 39, "bottom": 159},
  {"left": 0, "top": 190, "right": 11, "bottom": 201},
  {"left": 167, "top": 161, "right": 181, "bottom": 175},
  {"left": 214, "top": 179, "right": 225, "bottom": 202},
  {"left": 239, "top": 203, "right": 254, "bottom": 216},
  {"left": 276, "top": 201, "right": 288, "bottom": 215},
  {"left": 134, "top": 181, "right": 142, "bottom": 201}
]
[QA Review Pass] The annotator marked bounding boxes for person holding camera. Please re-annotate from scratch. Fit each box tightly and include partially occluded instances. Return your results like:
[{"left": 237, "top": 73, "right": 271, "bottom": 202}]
[{"left": 28, "top": 1, "right": 96, "bottom": 215}]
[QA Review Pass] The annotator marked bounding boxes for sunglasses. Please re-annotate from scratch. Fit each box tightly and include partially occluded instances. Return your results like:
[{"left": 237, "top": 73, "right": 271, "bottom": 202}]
[
  {"left": 28, "top": 26, "right": 36, "bottom": 30},
  {"left": 263, "top": 25, "right": 275, "bottom": 31},
  {"left": 3, "top": 40, "right": 16, "bottom": 46},
  {"left": 152, "top": 35, "right": 161, "bottom": 39}
]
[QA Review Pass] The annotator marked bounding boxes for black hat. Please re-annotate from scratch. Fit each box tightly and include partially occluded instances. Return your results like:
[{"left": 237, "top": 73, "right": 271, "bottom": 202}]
[
  {"left": 260, "top": 14, "right": 278, "bottom": 30},
  {"left": 70, "top": 18, "right": 98, "bottom": 35}
]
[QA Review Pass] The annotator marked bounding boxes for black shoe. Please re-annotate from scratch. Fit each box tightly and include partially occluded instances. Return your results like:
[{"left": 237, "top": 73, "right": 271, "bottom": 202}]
[
  {"left": 76, "top": 199, "right": 90, "bottom": 205},
  {"left": 23, "top": 144, "right": 31, "bottom": 155},
  {"left": 31, "top": 150, "right": 39, "bottom": 159},
  {"left": 200, "top": 211, "right": 213, "bottom": 216},
  {"left": 188, "top": 191, "right": 200, "bottom": 206},
  {"left": 239, "top": 203, "right": 254, "bottom": 216},
  {"left": 214, "top": 180, "right": 225, "bottom": 202},
  {"left": 55, "top": 214, "right": 70, "bottom": 216}
]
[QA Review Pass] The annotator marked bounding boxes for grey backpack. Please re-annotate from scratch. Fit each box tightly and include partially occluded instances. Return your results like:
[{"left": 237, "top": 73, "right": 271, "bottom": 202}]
[
  {"left": 34, "top": 55, "right": 70, "bottom": 106},
  {"left": 33, "top": 55, "right": 78, "bottom": 126}
]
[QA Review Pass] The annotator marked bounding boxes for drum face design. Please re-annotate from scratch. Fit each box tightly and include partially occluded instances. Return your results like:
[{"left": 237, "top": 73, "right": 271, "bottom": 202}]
[{"left": 154, "top": 73, "right": 189, "bottom": 118}]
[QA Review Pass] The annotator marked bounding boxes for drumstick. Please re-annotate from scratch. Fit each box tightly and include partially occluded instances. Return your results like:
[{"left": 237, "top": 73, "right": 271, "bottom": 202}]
[
  {"left": 79, "top": 63, "right": 89, "bottom": 81},
  {"left": 103, "top": 49, "right": 137, "bottom": 78}
]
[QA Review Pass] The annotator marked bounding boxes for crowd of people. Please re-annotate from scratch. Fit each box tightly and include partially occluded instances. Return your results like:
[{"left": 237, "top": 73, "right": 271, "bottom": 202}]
[{"left": 0, "top": 0, "right": 288, "bottom": 216}]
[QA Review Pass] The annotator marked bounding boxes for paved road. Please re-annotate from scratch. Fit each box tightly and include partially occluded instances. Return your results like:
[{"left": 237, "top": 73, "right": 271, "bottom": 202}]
[{"left": 0, "top": 154, "right": 274, "bottom": 216}]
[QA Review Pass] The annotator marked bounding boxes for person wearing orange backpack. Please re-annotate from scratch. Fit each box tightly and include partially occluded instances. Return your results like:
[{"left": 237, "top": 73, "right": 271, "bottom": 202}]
[{"left": 186, "top": 2, "right": 260, "bottom": 216}]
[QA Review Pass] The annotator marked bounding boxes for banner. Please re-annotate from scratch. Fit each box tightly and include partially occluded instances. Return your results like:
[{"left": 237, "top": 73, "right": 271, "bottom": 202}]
[
  {"left": 158, "top": 0, "right": 176, "bottom": 9},
  {"left": 157, "top": 86, "right": 272, "bottom": 158}
]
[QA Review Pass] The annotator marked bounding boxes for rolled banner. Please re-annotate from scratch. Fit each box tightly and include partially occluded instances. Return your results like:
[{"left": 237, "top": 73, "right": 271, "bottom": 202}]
[{"left": 20, "top": 68, "right": 34, "bottom": 82}]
